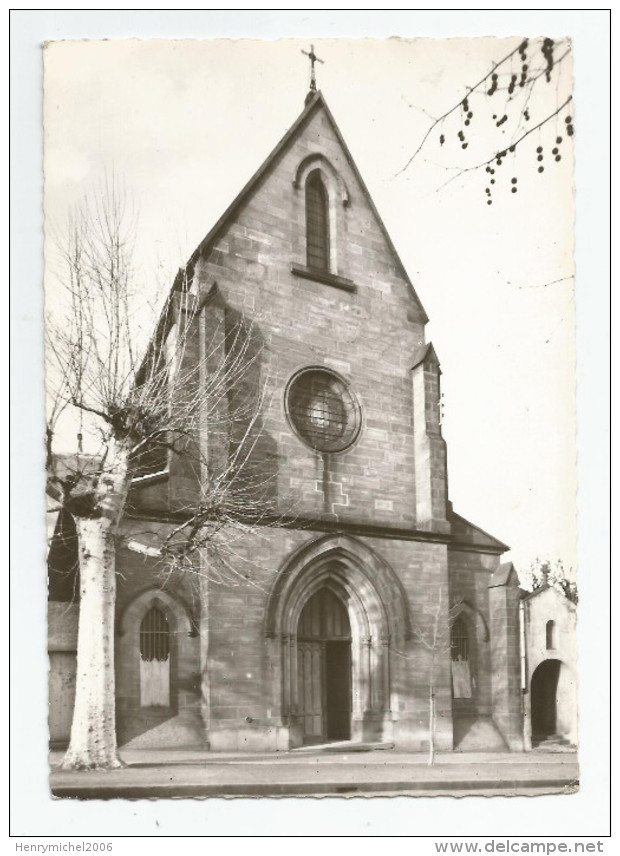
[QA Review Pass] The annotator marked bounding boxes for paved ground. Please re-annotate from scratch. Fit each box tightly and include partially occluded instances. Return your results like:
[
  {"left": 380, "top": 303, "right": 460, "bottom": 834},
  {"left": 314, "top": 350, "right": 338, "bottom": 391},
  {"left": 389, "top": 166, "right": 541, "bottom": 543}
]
[{"left": 49, "top": 747, "right": 579, "bottom": 799}]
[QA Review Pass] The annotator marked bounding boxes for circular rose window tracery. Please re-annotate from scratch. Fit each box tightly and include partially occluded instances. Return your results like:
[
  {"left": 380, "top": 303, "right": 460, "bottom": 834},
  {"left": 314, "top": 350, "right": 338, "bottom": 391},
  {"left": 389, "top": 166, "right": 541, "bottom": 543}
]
[{"left": 285, "top": 368, "right": 361, "bottom": 453}]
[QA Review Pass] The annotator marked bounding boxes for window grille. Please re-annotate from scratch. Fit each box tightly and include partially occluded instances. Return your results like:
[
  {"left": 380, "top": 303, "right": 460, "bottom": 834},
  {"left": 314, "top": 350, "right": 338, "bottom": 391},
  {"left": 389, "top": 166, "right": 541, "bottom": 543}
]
[
  {"left": 286, "top": 369, "right": 361, "bottom": 453},
  {"left": 451, "top": 616, "right": 469, "bottom": 662},
  {"left": 140, "top": 606, "right": 170, "bottom": 662},
  {"left": 306, "top": 171, "right": 330, "bottom": 270}
]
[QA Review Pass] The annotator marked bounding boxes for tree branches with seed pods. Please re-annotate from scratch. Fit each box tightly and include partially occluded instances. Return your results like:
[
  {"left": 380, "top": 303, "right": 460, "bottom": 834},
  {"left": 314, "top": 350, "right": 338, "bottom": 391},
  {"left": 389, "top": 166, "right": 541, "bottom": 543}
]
[
  {"left": 399, "top": 36, "right": 574, "bottom": 203},
  {"left": 46, "top": 177, "right": 290, "bottom": 770}
]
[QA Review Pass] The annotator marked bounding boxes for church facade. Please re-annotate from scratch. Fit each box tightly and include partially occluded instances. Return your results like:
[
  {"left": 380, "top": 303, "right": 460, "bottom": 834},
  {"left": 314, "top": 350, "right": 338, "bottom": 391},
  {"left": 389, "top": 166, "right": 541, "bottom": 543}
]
[{"left": 49, "top": 90, "right": 524, "bottom": 753}]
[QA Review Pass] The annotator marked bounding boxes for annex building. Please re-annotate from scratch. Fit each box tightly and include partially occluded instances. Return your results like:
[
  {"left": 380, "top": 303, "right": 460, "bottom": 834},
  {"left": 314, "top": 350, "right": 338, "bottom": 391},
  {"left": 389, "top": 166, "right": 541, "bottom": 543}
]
[
  {"left": 521, "top": 582, "right": 578, "bottom": 750},
  {"left": 49, "top": 87, "right": 524, "bottom": 754}
]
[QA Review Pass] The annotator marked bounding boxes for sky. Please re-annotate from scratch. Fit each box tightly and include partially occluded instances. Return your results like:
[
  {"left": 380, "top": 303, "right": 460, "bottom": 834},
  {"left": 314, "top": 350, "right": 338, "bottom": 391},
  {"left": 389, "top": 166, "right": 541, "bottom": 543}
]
[{"left": 43, "top": 35, "right": 578, "bottom": 571}]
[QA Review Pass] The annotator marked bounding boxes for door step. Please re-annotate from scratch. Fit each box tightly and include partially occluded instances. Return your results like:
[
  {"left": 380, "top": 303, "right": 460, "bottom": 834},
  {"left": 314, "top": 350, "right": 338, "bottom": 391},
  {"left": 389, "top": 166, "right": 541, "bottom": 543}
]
[
  {"left": 291, "top": 740, "right": 395, "bottom": 754},
  {"left": 532, "top": 734, "right": 575, "bottom": 752}
]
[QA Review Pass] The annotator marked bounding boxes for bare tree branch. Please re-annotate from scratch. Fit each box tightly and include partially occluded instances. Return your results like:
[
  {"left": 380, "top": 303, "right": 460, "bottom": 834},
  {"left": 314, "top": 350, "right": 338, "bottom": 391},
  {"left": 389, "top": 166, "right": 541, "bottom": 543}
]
[
  {"left": 397, "top": 39, "right": 528, "bottom": 176},
  {"left": 46, "top": 176, "right": 297, "bottom": 770},
  {"left": 396, "top": 37, "right": 573, "bottom": 199},
  {"left": 433, "top": 94, "right": 573, "bottom": 194}
]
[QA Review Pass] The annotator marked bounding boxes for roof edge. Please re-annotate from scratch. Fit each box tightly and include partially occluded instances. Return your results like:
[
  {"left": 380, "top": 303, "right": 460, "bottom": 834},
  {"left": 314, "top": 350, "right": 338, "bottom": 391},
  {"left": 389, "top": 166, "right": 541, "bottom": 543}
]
[
  {"left": 316, "top": 93, "right": 429, "bottom": 324},
  {"left": 449, "top": 508, "right": 510, "bottom": 553},
  {"left": 411, "top": 342, "right": 440, "bottom": 371},
  {"left": 186, "top": 91, "right": 325, "bottom": 275},
  {"left": 488, "top": 561, "right": 517, "bottom": 589}
]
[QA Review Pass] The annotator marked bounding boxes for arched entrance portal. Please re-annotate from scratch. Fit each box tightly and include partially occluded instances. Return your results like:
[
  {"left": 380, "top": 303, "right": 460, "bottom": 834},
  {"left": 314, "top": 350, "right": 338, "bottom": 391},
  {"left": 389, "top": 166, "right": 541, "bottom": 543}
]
[
  {"left": 297, "top": 588, "right": 352, "bottom": 743},
  {"left": 531, "top": 659, "right": 561, "bottom": 741},
  {"left": 530, "top": 657, "right": 577, "bottom": 745},
  {"left": 265, "top": 534, "right": 414, "bottom": 748}
]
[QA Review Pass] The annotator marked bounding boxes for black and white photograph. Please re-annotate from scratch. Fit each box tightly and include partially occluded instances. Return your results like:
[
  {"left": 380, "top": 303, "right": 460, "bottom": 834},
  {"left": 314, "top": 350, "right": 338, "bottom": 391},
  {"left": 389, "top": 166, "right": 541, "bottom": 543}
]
[{"left": 10, "top": 7, "right": 611, "bottom": 845}]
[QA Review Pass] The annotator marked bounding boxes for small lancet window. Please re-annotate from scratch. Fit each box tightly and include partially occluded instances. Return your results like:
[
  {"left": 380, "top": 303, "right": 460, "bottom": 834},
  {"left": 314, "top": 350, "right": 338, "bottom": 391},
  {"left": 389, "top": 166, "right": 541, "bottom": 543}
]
[
  {"left": 305, "top": 170, "right": 330, "bottom": 271},
  {"left": 546, "top": 619, "right": 557, "bottom": 650},
  {"left": 450, "top": 616, "right": 472, "bottom": 699},
  {"left": 451, "top": 616, "right": 469, "bottom": 662},
  {"left": 139, "top": 605, "right": 171, "bottom": 707},
  {"left": 140, "top": 606, "right": 170, "bottom": 662}
]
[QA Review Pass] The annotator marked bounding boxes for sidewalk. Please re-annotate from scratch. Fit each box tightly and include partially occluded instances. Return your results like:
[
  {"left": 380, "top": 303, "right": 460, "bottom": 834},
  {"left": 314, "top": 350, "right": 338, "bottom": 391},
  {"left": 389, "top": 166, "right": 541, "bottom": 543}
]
[{"left": 49, "top": 747, "right": 579, "bottom": 799}]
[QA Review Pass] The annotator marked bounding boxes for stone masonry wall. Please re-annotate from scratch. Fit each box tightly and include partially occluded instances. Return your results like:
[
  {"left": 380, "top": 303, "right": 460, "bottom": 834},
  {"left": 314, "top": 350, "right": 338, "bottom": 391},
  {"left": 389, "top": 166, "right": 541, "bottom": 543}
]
[
  {"left": 188, "top": 101, "right": 433, "bottom": 530},
  {"left": 448, "top": 548, "right": 499, "bottom": 718},
  {"left": 489, "top": 571, "right": 523, "bottom": 750},
  {"left": 197, "top": 524, "right": 453, "bottom": 751},
  {"left": 114, "top": 523, "right": 203, "bottom": 747}
]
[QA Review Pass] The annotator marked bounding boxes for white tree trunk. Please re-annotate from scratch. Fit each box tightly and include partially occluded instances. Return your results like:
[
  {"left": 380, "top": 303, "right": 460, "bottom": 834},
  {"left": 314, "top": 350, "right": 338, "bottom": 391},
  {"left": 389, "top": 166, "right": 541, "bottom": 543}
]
[{"left": 61, "top": 443, "right": 130, "bottom": 770}]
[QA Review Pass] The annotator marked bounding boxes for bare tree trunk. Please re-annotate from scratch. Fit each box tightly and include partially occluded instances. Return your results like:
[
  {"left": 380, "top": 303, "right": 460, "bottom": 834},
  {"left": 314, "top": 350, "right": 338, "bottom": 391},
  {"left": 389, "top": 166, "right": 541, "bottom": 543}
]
[
  {"left": 428, "top": 684, "right": 435, "bottom": 766},
  {"left": 61, "top": 444, "right": 130, "bottom": 770},
  {"left": 428, "top": 595, "right": 440, "bottom": 766}
]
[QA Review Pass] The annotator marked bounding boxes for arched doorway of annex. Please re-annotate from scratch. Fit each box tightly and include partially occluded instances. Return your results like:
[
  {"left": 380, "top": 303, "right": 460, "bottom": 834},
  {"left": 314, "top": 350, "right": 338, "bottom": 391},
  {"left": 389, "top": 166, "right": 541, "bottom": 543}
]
[
  {"left": 116, "top": 587, "right": 198, "bottom": 746},
  {"left": 530, "top": 657, "right": 574, "bottom": 745},
  {"left": 265, "top": 534, "right": 413, "bottom": 748}
]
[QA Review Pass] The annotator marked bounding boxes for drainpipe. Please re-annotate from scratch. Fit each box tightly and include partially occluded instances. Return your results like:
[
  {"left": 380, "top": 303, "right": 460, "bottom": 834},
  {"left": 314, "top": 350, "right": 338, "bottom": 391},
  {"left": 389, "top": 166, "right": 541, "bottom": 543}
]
[{"left": 519, "top": 600, "right": 529, "bottom": 751}]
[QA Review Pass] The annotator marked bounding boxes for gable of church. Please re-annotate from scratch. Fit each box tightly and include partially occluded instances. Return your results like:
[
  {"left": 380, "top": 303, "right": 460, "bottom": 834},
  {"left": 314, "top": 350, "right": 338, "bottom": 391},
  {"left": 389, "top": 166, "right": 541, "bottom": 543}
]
[
  {"left": 156, "top": 92, "right": 442, "bottom": 529},
  {"left": 189, "top": 92, "right": 428, "bottom": 322}
]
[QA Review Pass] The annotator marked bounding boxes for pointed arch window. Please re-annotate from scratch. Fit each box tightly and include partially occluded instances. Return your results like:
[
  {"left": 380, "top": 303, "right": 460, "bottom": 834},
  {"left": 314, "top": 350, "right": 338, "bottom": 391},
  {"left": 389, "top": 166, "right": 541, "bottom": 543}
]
[
  {"left": 139, "top": 605, "right": 171, "bottom": 706},
  {"left": 450, "top": 616, "right": 472, "bottom": 699},
  {"left": 451, "top": 616, "right": 469, "bottom": 662},
  {"left": 305, "top": 170, "right": 330, "bottom": 271}
]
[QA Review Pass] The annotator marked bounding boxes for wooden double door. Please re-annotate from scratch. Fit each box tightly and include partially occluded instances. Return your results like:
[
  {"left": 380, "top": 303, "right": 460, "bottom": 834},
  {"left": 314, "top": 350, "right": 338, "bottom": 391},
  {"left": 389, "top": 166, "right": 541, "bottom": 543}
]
[{"left": 297, "top": 588, "right": 352, "bottom": 743}]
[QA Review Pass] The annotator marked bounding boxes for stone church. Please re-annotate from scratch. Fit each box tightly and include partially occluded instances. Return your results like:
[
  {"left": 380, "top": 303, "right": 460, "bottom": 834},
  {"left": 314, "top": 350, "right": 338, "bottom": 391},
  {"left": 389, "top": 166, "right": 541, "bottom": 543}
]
[{"left": 48, "top": 87, "right": 524, "bottom": 753}]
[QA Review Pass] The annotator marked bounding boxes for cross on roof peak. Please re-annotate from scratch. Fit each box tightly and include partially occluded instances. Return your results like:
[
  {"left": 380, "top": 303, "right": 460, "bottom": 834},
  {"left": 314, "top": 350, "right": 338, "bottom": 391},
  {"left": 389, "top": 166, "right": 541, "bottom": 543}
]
[{"left": 301, "top": 44, "right": 324, "bottom": 99}]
